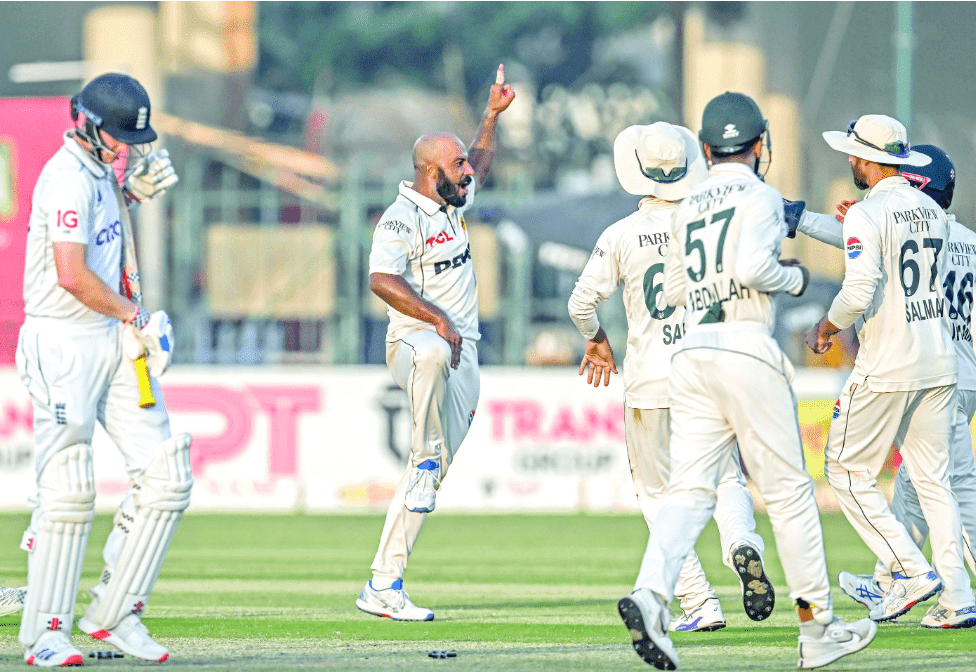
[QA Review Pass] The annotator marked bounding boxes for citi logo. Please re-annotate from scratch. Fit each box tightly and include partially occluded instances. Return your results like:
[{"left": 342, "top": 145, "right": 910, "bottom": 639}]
[
  {"left": 723, "top": 124, "right": 739, "bottom": 139},
  {"left": 96, "top": 220, "right": 122, "bottom": 245}
]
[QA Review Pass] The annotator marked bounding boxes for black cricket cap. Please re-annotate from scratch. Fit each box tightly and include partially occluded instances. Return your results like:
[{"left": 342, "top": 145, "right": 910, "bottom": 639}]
[{"left": 699, "top": 92, "right": 765, "bottom": 155}]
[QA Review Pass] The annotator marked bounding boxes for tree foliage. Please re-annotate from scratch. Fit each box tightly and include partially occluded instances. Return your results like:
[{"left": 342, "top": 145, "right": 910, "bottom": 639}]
[{"left": 257, "top": 2, "right": 666, "bottom": 96}]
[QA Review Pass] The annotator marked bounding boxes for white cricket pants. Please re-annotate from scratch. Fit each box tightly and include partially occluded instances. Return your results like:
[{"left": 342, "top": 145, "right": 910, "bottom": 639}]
[
  {"left": 370, "top": 329, "right": 480, "bottom": 586},
  {"left": 637, "top": 349, "right": 832, "bottom": 617},
  {"left": 826, "top": 380, "right": 974, "bottom": 610},
  {"left": 874, "top": 388, "right": 976, "bottom": 583},
  {"left": 16, "top": 317, "right": 171, "bottom": 476},
  {"left": 626, "top": 407, "right": 765, "bottom": 611}
]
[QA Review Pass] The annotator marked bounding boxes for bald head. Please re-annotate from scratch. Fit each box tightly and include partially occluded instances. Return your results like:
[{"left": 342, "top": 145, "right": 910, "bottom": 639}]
[{"left": 413, "top": 133, "right": 466, "bottom": 170}]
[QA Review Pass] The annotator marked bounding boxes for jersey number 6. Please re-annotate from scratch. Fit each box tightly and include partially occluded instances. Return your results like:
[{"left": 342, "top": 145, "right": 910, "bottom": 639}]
[{"left": 643, "top": 263, "right": 675, "bottom": 321}]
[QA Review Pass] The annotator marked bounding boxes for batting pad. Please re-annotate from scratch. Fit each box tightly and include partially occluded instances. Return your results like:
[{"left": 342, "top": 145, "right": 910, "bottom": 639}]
[
  {"left": 89, "top": 433, "right": 192, "bottom": 629},
  {"left": 19, "top": 444, "right": 96, "bottom": 646}
]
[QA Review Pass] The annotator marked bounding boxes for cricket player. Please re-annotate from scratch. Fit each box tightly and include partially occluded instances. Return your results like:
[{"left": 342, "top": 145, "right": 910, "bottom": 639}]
[
  {"left": 16, "top": 73, "right": 190, "bottom": 666},
  {"left": 569, "top": 122, "right": 773, "bottom": 633},
  {"left": 356, "top": 66, "right": 515, "bottom": 621},
  {"left": 806, "top": 117, "right": 976, "bottom": 628},
  {"left": 617, "top": 92, "right": 876, "bottom": 671},
  {"left": 793, "top": 145, "right": 976, "bottom": 627}
]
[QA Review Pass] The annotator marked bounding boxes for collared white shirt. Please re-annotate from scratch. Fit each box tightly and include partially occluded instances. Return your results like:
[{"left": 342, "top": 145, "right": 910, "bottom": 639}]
[
  {"left": 568, "top": 197, "right": 685, "bottom": 409},
  {"left": 800, "top": 206, "right": 974, "bottom": 391},
  {"left": 22, "top": 132, "right": 124, "bottom": 323},
  {"left": 368, "top": 180, "right": 479, "bottom": 341},
  {"left": 664, "top": 162, "right": 803, "bottom": 369},
  {"left": 828, "top": 175, "right": 956, "bottom": 392}
]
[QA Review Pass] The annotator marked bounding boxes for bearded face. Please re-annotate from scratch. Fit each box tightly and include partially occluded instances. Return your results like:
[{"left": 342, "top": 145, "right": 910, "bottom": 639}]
[
  {"left": 851, "top": 157, "right": 870, "bottom": 190},
  {"left": 436, "top": 167, "right": 473, "bottom": 208}
]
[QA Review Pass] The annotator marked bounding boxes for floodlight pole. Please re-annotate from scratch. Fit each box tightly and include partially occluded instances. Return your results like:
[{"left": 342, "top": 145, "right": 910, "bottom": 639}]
[{"left": 895, "top": 1, "right": 913, "bottom": 135}]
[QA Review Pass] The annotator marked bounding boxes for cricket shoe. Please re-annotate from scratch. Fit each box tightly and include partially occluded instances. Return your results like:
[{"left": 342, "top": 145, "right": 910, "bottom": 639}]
[
  {"left": 0, "top": 585, "right": 27, "bottom": 616},
  {"left": 868, "top": 571, "right": 942, "bottom": 622},
  {"left": 77, "top": 613, "right": 169, "bottom": 662},
  {"left": 404, "top": 460, "right": 440, "bottom": 513},
  {"left": 24, "top": 631, "right": 83, "bottom": 667},
  {"left": 797, "top": 616, "right": 877, "bottom": 669},
  {"left": 731, "top": 543, "right": 775, "bottom": 621},
  {"left": 920, "top": 603, "right": 976, "bottom": 629},
  {"left": 618, "top": 588, "right": 678, "bottom": 670},
  {"left": 836, "top": 572, "right": 884, "bottom": 611},
  {"left": 669, "top": 597, "right": 726, "bottom": 632},
  {"left": 356, "top": 579, "right": 434, "bottom": 621}
]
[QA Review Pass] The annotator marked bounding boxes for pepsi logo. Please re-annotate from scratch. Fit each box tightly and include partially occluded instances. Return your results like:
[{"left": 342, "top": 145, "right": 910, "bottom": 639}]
[{"left": 846, "top": 237, "right": 862, "bottom": 259}]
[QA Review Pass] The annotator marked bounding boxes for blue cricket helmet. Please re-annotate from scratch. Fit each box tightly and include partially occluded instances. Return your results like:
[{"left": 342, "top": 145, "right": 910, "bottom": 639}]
[{"left": 901, "top": 144, "right": 955, "bottom": 210}]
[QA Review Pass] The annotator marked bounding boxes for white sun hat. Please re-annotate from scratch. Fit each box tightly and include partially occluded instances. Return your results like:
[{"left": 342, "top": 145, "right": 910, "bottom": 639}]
[
  {"left": 823, "top": 114, "right": 931, "bottom": 167},
  {"left": 614, "top": 122, "right": 708, "bottom": 200}
]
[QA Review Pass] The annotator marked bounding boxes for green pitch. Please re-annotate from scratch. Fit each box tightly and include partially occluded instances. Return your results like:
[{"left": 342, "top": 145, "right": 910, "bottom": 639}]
[{"left": 0, "top": 511, "right": 972, "bottom": 670}]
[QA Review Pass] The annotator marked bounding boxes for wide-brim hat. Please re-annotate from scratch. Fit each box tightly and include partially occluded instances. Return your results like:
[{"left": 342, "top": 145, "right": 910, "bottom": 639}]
[
  {"left": 614, "top": 122, "right": 707, "bottom": 200},
  {"left": 823, "top": 114, "right": 930, "bottom": 167}
]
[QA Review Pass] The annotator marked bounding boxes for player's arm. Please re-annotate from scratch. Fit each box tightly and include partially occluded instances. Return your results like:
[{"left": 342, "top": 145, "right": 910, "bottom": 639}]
[
  {"left": 805, "top": 207, "right": 881, "bottom": 353},
  {"left": 54, "top": 242, "right": 138, "bottom": 321},
  {"left": 734, "top": 196, "right": 809, "bottom": 296},
  {"left": 369, "top": 272, "right": 462, "bottom": 369},
  {"left": 664, "top": 212, "right": 688, "bottom": 307},
  {"left": 468, "top": 65, "right": 516, "bottom": 186},
  {"left": 569, "top": 232, "right": 619, "bottom": 387}
]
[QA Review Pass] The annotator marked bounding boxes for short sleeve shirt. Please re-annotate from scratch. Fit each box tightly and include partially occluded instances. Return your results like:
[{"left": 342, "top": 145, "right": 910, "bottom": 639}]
[
  {"left": 368, "top": 181, "right": 480, "bottom": 341},
  {"left": 22, "top": 134, "right": 124, "bottom": 323}
]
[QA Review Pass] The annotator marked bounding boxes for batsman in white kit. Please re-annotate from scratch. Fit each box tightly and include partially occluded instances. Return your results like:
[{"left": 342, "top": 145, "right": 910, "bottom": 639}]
[
  {"left": 15, "top": 73, "right": 190, "bottom": 666},
  {"left": 356, "top": 66, "right": 515, "bottom": 621},
  {"left": 568, "top": 122, "right": 773, "bottom": 633},
  {"left": 797, "top": 145, "right": 976, "bottom": 628},
  {"left": 617, "top": 93, "right": 876, "bottom": 671},
  {"left": 807, "top": 116, "right": 976, "bottom": 628}
]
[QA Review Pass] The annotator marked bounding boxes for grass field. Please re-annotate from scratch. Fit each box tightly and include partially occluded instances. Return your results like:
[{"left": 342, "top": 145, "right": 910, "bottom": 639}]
[{"left": 0, "top": 511, "right": 972, "bottom": 670}]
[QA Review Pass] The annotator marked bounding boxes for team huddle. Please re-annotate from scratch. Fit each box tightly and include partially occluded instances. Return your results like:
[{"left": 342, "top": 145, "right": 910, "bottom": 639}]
[
  {"left": 568, "top": 95, "right": 976, "bottom": 670},
  {"left": 8, "top": 65, "right": 976, "bottom": 670}
]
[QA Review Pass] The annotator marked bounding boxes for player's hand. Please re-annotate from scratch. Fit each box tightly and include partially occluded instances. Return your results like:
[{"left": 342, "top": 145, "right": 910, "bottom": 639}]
[
  {"left": 780, "top": 259, "right": 810, "bottom": 295},
  {"left": 486, "top": 64, "right": 516, "bottom": 115},
  {"left": 804, "top": 317, "right": 834, "bottom": 354},
  {"left": 578, "top": 329, "right": 617, "bottom": 387},
  {"left": 835, "top": 199, "right": 857, "bottom": 223},
  {"left": 128, "top": 310, "right": 174, "bottom": 376},
  {"left": 435, "top": 316, "right": 463, "bottom": 370},
  {"left": 782, "top": 198, "right": 806, "bottom": 238},
  {"left": 125, "top": 149, "right": 179, "bottom": 203}
]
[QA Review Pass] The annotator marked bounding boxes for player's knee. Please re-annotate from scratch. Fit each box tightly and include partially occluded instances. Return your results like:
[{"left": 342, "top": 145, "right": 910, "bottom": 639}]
[
  {"left": 414, "top": 340, "right": 452, "bottom": 372},
  {"left": 136, "top": 433, "right": 193, "bottom": 512},
  {"left": 38, "top": 443, "right": 96, "bottom": 524}
]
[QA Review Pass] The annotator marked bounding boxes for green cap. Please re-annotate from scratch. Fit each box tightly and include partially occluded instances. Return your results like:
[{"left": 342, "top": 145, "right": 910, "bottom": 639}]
[{"left": 699, "top": 92, "right": 766, "bottom": 155}]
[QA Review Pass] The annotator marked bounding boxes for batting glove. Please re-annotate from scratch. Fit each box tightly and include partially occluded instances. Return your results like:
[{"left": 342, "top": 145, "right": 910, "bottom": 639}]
[
  {"left": 140, "top": 311, "right": 174, "bottom": 377},
  {"left": 783, "top": 198, "right": 806, "bottom": 238},
  {"left": 125, "top": 149, "right": 179, "bottom": 204}
]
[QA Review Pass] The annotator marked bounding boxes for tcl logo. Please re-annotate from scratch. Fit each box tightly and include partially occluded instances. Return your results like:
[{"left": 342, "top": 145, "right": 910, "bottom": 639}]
[
  {"left": 57, "top": 210, "right": 78, "bottom": 228},
  {"left": 433, "top": 244, "right": 471, "bottom": 275},
  {"left": 426, "top": 231, "right": 455, "bottom": 248}
]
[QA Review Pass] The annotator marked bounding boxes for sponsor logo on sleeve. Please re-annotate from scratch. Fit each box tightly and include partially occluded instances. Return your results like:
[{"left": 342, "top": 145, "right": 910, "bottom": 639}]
[
  {"left": 832, "top": 399, "right": 841, "bottom": 419},
  {"left": 846, "top": 237, "right": 862, "bottom": 259},
  {"left": 379, "top": 220, "right": 411, "bottom": 235},
  {"left": 57, "top": 210, "right": 78, "bottom": 228},
  {"left": 591, "top": 245, "right": 605, "bottom": 257}
]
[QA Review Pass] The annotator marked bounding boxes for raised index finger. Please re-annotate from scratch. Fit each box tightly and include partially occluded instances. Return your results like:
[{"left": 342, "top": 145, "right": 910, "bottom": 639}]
[{"left": 495, "top": 64, "right": 504, "bottom": 85}]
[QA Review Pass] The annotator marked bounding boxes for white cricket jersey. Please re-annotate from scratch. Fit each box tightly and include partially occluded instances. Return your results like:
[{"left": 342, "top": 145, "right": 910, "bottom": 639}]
[
  {"left": 828, "top": 176, "right": 956, "bottom": 392},
  {"left": 369, "top": 180, "right": 479, "bottom": 342},
  {"left": 945, "top": 217, "right": 976, "bottom": 391},
  {"left": 568, "top": 197, "right": 685, "bottom": 409},
  {"left": 22, "top": 133, "right": 123, "bottom": 324},
  {"left": 665, "top": 162, "right": 804, "bottom": 366}
]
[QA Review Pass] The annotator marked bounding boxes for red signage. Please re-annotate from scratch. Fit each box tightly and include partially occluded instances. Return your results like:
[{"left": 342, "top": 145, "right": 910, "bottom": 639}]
[{"left": 0, "top": 98, "right": 71, "bottom": 364}]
